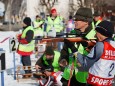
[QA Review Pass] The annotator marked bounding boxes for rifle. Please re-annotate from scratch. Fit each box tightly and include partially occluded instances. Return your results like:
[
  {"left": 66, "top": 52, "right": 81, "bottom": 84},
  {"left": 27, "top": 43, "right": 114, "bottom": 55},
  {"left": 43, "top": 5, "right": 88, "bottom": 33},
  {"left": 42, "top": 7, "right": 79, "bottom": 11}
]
[
  {"left": 33, "top": 68, "right": 51, "bottom": 79},
  {"left": 34, "top": 36, "right": 96, "bottom": 49}
]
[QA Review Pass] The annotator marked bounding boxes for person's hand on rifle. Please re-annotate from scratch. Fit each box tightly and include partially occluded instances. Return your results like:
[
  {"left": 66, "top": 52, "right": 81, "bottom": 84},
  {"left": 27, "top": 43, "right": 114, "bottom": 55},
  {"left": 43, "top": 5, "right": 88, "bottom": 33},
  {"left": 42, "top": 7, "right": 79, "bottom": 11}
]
[
  {"left": 64, "top": 39, "right": 78, "bottom": 57},
  {"left": 80, "top": 41, "right": 88, "bottom": 47},
  {"left": 81, "top": 39, "right": 96, "bottom": 52},
  {"left": 35, "top": 65, "right": 41, "bottom": 70}
]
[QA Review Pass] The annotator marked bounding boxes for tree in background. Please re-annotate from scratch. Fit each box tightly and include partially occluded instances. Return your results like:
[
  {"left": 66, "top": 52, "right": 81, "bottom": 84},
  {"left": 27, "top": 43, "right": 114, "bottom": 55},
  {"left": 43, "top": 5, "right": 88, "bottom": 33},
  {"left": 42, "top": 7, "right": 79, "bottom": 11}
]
[
  {"left": 69, "top": 0, "right": 84, "bottom": 16},
  {"left": 2, "top": 0, "right": 23, "bottom": 22},
  {"left": 4, "top": 0, "right": 13, "bottom": 22},
  {"left": 39, "top": 0, "right": 58, "bottom": 14}
]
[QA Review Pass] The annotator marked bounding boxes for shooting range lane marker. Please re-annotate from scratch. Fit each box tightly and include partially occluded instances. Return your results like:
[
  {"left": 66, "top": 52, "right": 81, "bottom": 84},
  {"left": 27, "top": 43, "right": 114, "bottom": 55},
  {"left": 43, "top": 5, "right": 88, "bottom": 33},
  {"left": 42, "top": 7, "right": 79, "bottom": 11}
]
[{"left": 0, "top": 49, "right": 5, "bottom": 86}]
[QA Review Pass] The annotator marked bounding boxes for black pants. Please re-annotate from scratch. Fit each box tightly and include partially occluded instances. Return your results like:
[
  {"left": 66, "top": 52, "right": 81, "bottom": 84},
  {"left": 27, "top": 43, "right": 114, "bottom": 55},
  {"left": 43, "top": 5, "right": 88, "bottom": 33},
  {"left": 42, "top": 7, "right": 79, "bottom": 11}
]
[
  {"left": 70, "top": 75, "right": 86, "bottom": 86},
  {"left": 21, "top": 55, "right": 31, "bottom": 74},
  {"left": 61, "top": 76, "right": 86, "bottom": 86},
  {"left": 86, "top": 83, "right": 93, "bottom": 86},
  {"left": 61, "top": 78, "right": 68, "bottom": 86}
]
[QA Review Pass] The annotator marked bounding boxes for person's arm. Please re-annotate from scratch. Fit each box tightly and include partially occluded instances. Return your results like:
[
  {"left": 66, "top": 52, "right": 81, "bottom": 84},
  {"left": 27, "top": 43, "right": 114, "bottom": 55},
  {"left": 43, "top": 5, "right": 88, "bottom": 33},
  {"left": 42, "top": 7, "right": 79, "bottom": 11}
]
[
  {"left": 25, "top": 30, "right": 34, "bottom": 43},
  {"left": 60, "top": 43, "right": 69, "bottom": 60},
  {"left": 35, "top": 55, "right": 44, "bottom": 70},
  {"left": 35, "top": 54, "right": 44, "bottom": 65},
  {"left": 77, "top": 42, "right": 104, "bottom": 71},
  {"left": 59, "top": 39, "right": 77, "bottom": 64}
]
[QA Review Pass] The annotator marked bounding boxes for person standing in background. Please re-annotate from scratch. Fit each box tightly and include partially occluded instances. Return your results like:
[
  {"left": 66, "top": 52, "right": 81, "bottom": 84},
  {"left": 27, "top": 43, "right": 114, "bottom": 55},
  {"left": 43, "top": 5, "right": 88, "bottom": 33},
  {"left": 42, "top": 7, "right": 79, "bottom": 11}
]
[
  {"left": 44, "top": 8, "right": 64, "bottom": 51},
  {"left": 17, "top": 17, "right": 35, "bottom": 78},
  {"left": 44, "top": 8, "right": 64, "bottom": 33},
  {"left": 92, "top": 11, "right": 102, "bottom": 28},
  {"left": 66, "top": 15, "right": 74, "bottom": 33},
  {"left": 33, "top": 15, "right": 44, "bottom": 36}
]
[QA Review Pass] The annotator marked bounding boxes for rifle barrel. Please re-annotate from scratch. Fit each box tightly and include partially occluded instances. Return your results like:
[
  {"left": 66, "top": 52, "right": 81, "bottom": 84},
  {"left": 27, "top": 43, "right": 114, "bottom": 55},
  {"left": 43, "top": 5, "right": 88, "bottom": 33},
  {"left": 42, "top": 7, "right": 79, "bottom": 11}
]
[
  {"left": 41, "top": 37, "right": 83, "bottom": 42},
  {"left": 34, "top": 35, "right": 96, "bottom": 49},
  {"left": 40, "top": 37, "right": 96, "bottom": 47}
]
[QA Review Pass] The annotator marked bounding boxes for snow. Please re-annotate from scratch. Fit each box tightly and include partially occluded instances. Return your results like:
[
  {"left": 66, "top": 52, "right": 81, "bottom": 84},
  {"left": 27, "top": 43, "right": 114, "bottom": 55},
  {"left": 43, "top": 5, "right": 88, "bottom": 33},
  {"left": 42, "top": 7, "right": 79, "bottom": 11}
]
[{"left": 0, "top": 31, "right": 38, "bottom": 86}]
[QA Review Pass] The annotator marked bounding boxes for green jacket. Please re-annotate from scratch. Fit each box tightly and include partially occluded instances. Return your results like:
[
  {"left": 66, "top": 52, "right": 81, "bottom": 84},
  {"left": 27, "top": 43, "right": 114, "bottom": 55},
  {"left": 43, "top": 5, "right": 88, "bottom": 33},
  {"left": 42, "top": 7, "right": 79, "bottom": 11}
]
[
  {"left": 61, "top": 24, "right": 96, "bottom": 83},
  {"left": 36, "top": 51, "right": 60, "bottom": 72}
]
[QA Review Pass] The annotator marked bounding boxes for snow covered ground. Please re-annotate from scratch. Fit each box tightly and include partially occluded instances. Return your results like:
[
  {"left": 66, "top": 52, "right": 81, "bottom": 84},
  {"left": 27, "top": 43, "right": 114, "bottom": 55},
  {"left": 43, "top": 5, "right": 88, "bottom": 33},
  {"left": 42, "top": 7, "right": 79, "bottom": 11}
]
[{"left": 0, "top": 31, "right": 39, "bottom": 86}]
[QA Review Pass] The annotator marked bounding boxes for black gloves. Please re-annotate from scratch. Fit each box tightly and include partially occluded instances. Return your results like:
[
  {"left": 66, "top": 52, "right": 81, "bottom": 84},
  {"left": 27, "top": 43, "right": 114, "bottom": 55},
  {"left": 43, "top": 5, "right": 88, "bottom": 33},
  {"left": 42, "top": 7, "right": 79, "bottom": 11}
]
[
  {"left": 80, "top": 41, "right": 88, "bottom": 47},
  {"left": 64, "top": 39, "right": 78, "bottom": 53},
  {"left": 79, "top": 37, "right": 88, "bottom": 47},
  {"left": 64, "top": 39, "right": 74, "bottom": 48}
]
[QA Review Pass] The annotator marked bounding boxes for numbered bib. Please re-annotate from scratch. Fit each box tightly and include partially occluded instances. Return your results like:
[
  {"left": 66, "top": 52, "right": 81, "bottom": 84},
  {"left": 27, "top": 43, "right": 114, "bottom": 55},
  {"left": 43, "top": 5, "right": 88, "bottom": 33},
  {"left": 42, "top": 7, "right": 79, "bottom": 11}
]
[{"left": 9, "top": 37, "right": 16, "bottom": 52}]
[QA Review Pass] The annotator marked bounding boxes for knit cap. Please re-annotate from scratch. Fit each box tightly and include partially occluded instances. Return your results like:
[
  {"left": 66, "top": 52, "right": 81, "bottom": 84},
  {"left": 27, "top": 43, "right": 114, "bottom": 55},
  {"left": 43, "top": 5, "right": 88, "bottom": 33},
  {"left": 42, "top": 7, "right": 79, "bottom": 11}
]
[
  {"left": 23, "top": 17, "right": 31, "bottom": 26},
  {"left": 45, "top": 46, "right": 54, "bottom": 55},
  {"left": 95, "top": 20, "right": 114, "bottom": 37}
]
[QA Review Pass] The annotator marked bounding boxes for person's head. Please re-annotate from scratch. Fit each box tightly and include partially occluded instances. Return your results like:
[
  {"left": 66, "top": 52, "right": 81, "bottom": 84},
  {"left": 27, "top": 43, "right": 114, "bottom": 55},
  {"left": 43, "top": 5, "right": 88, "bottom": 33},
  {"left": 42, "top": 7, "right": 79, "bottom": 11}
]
[
  {"left": 23, "top": 17, "right": 31, "bottom": 27},
  {"left": 36, "top": 15, "right": 40, "bottom": 21},
  {"left": 51, "top": 8, "right": 57, "bottom": 17},
  {"left": 45, "top": 46, "right": 54, "bottom": 60},
  {"left": 95, "top": 20, "right": 114, "bottom": 41},
  {"left": 74, "top": 7, "right": 93, "bottom": 32},
  {"left": 69, "top": 15, "right": 73, "bottom": 20},
  {"left": 93, "top": 11, "right": 102, "bottom": 21}
]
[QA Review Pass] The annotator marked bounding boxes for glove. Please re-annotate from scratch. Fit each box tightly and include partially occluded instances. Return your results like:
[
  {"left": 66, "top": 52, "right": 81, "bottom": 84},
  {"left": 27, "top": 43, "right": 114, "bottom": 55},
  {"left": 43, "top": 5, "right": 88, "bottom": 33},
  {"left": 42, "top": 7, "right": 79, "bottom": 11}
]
[
  {"left": 64, "top": 39, "right": 73, "bottom": 47},
  {"left": 64, "top": 39, "right": 78, "bottom": 53},
  {"left": 17, "top": 34, "right": 22, "bottom": 41},
  {"left": 17, "top": 34, "right": 28, "bottom": 44},
  {"left": 19, "top": 38, "right": 28, "bottom": 44},
  {"left": 80, "top": 37, "right": 88, "bottom": 47},
  {"left": 80, "top": 41, "right": 88, "bottom": 47}
]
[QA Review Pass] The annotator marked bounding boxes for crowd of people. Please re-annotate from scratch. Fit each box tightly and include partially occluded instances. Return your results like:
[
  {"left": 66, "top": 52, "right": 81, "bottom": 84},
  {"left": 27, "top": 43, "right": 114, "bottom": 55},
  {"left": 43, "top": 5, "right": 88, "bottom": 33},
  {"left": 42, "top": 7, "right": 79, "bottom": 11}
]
[{"left": 16, "top": 7, "right": 115, "bottom": 86}]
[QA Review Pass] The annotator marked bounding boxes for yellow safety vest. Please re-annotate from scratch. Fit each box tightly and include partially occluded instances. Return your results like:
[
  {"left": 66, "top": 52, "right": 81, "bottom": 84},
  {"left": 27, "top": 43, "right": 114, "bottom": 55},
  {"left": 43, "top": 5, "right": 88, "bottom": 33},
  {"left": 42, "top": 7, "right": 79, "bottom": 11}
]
[
  {"left": 46, "top": 16, "right": 63, "bottom": 32},
  {"left": 34, "top": 20, "right": 44, "bottom": 36},
  {"left": 43, "top": 51, "right": 60, "bottom": 72},
  {"left": 18, "top": 26, "right": 35, "bottom": 54}
]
